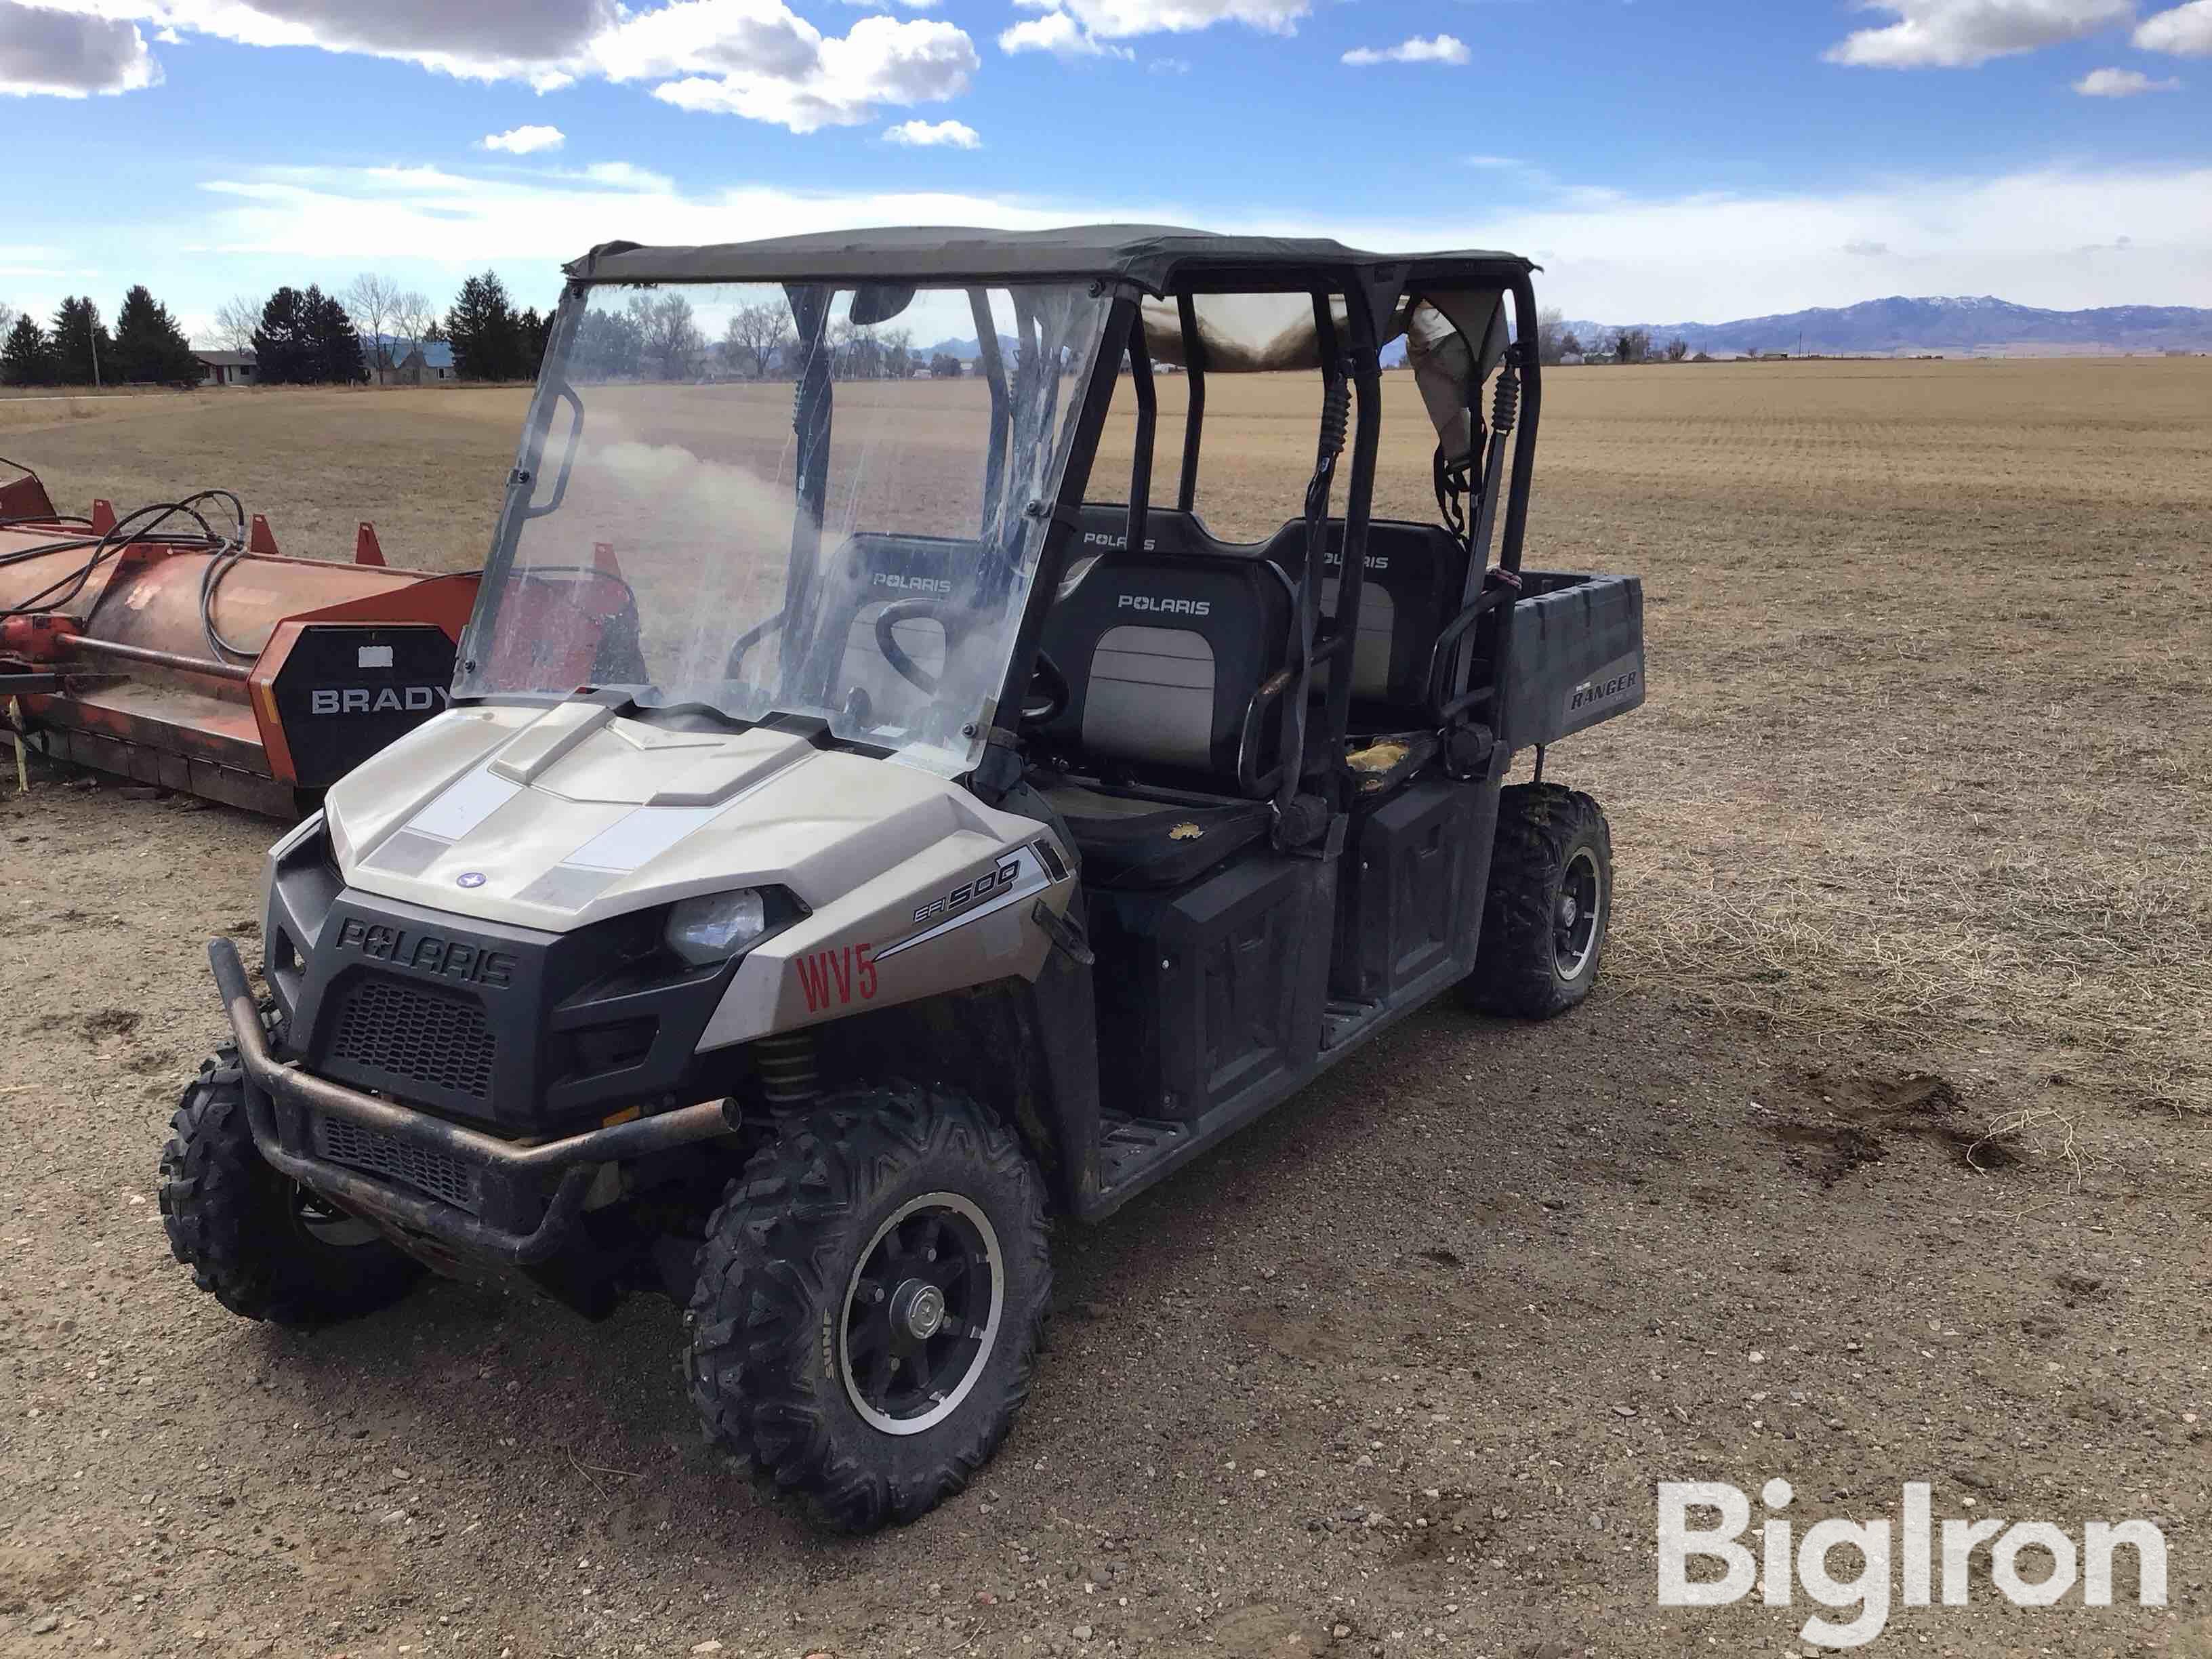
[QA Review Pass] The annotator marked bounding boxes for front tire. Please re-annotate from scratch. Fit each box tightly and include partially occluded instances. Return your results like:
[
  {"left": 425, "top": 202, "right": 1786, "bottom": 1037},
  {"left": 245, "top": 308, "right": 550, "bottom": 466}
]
[
  {"left": 159, "top": 1046, "right": 424, "bottom": 1326},
  {"left": 685, "top": 1082, "right": 1051, "bottom": 1532},
  {"left": 1462, "top": 783, "right": 1613, "bottom": 1019}
]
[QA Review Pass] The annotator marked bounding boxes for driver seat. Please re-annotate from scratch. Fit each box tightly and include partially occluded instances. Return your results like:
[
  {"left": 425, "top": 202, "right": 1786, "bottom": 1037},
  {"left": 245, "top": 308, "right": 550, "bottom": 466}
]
[{"left": 1031, "top": 524, "right": 1292, "bottom": 888}]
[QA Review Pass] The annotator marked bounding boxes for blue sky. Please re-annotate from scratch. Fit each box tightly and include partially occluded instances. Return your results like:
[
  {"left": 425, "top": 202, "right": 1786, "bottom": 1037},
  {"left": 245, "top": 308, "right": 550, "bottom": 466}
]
[{"left": 2, "top": 0, "right": 2208, "bottom": 342}]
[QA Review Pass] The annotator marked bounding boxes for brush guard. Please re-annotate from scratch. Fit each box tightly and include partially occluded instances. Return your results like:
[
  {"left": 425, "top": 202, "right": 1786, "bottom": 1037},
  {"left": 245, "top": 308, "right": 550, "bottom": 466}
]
[{"left": 207, "top": 938, "right": 737, "bottom": 1265}]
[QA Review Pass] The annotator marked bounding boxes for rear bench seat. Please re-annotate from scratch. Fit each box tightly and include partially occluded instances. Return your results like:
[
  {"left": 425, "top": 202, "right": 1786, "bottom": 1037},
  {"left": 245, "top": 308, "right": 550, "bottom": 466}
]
[{"left": 1030, "top": 508, "right": 1471, "bottom": 886}]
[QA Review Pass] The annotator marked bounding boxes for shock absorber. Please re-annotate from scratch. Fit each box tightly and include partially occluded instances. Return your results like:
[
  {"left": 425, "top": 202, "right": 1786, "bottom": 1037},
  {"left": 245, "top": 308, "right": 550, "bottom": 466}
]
[
  {"left": 1490, "top": 345, "right": 1521, "bottom": 440},
  {"left": 753, "top": 1030, "right": 820, "bottom": 1109}
]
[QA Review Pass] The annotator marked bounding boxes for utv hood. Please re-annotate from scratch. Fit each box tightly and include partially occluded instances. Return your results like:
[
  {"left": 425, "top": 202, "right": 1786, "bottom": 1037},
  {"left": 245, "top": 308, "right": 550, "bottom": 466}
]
[{"left": 325, "top": 701, "right": 1016, "bottom": 933}]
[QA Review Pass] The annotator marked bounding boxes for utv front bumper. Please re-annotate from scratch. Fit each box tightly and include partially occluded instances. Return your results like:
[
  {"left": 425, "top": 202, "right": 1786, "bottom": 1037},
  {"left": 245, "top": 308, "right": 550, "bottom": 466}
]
[{"left": 209, "top": 938, "right": 735, "bottom": 1265}]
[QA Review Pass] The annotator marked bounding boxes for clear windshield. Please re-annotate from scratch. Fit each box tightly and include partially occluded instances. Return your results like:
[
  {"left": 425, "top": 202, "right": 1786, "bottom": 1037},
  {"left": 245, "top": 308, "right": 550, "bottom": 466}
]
[{"left": 456, "top": 279, "right": 1111, "bottom": 776}]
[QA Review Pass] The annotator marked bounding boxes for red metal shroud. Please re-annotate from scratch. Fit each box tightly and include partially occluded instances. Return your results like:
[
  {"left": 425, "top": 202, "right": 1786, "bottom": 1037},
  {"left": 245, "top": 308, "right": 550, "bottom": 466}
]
[{"left": 1, "top": 465, "right": 478, "bottom": 817}]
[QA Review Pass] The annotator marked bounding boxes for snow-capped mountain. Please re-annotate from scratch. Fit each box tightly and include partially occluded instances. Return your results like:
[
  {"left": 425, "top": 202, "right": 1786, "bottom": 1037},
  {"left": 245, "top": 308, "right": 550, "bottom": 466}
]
[{"left": 1560, "top": 296, "right": 2212, "bottom": 357}]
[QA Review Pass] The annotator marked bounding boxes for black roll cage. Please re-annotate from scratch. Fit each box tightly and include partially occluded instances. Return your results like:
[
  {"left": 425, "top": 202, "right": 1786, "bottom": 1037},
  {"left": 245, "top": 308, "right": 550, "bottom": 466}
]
[
  {"left": 990, "top": 262, "right": 1543, "bottom": 811},
  {"left": 473, "top": 258, "right": 1542, "bottom": 800}
]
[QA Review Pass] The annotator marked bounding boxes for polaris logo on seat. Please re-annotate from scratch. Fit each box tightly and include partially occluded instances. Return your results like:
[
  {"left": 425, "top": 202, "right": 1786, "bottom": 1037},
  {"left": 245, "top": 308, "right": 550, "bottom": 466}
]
[
  {"left": 1118, "top": 594, "right": 1210, "bottom": 617},
  {"left": 871, "top": 573, "right": 951, "bottom": 594},
  {"left": 310, "top": 685, "right": 447, "bottom": 716},
  {"left": 1083, "top": 532, "right": 1157, "bottom": 552}
]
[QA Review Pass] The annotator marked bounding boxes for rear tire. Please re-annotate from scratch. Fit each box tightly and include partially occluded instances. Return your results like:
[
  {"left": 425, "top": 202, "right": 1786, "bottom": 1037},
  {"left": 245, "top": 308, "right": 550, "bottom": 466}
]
[
  {"left": 685, "top": 1082, "right": 1051, "bottom": 1532},
  {"left": 1461, "top": 783, "right": 1613, "bottom": 1019},
  {"left": 159, "top": 1046, "right": 424, "bottom": 1326}
]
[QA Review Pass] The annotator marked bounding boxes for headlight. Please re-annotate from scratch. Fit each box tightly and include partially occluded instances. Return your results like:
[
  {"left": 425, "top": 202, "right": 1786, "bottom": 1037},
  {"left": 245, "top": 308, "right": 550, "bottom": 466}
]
[{"left": 665, "top": 889, "right": 769, "bottom": 965}]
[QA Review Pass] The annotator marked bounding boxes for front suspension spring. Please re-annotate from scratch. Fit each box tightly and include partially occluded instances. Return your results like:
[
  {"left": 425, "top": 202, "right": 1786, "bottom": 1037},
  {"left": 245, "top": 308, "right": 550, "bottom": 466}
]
[{"left": 754, "top": 1030, "right": 820, "bottom": 1109}]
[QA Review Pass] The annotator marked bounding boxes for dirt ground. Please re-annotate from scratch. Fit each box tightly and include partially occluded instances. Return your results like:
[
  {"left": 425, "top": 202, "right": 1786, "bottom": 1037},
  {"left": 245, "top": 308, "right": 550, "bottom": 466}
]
[{"left": 3, "top": 360, "right": 2209, "bottom": 1659}]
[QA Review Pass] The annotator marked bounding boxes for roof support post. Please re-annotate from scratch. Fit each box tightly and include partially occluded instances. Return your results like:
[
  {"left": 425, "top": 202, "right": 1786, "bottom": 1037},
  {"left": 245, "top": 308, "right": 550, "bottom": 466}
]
[
  {"left": 983, "top": 295, "right": 1139, "bottom": 760},
  {"left": 1174, "top": 292, "right": 1206, "bottom": 514},
  {"left": 1498, "top": 272, "right": 1541, "bottom": 575},
  {"left": 781, "top": 284, "right": 834, "bottom": 704},
  {"left": 1125, "top": 321, "right": 1155, "bottom": 560},
  {"left": 970, "top": 287, "right": 1010, "bottom": 544},
  {"left": 1323, "top": 285, "right": 1384, "bottom": 755},
  {"left": 1273, "top": 290, "right": 1349, "bottom": 829}
]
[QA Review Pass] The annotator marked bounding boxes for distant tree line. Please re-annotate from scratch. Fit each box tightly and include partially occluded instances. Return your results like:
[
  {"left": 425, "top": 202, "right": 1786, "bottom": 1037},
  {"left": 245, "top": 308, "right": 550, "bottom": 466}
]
[
  {"left": 4, "top": 272, "right": 993, "bottom": 392},
  {"left": 3, "top": 287, "right": 200, "bottom": 388},
  {"left": 1534, "top": 308, "right": 1694, "bottom": 367}
]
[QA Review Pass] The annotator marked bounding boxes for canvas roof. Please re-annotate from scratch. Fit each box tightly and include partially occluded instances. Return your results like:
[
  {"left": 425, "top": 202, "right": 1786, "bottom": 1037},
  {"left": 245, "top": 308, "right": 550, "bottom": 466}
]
[{"left": 564, "top": 224, "right": 1532, "bottom": 296}]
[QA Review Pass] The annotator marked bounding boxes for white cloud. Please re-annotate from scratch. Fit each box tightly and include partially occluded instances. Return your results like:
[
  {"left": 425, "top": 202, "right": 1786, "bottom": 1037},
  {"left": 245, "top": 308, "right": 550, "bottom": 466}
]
[
  {"left": 1342, "top": 33, "right": 1469, "bottom": 66},
  {"left": 884, "top": 116, "right": 979, "bottom": 145},
  {"left": 164, "top": 156, "right": 2212, "bottom": 329},
  {"left": 0, "top": 1, "right": 161, "bottom": 96},
  {"left": 2135, "top": 0, "right": 2212, "bottom": 51},
  {"left": 648, "top": 13, "right": 977, "bottom": 129},
  {"left": 39, "top": 0, "right": 615, "bottom": 81},
  {"left": 1003, "top": 0, "right": 1302, "bottom": 52},
  {"left": 2074, "top": 63, "right": 2182, "bottom": 89},
  {"left": 1147, "top": 54, "right": 1189, "bottom": 71},
  {"left": 574, "top": 159, "right": 674, "bottom": 188},
  {"left": 23, "top": 0, "right": 981, "bottom": 128},
  {"left": 482, "top": 123, "right": 566, "bottom": 152},
  {"left": 1824, "top": 0, "right": 2132, "bottom": 68},
  {"left": 998, "top": 9, "right": 1130, "bottom": 56}
]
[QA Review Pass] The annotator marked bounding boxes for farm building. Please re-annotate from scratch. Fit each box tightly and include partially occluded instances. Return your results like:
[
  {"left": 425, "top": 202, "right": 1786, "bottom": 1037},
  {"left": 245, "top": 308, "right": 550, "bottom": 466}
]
[
  {"left": 390, "top": 341, "right": 456, "bottom": 384},
  {"left": 192, "top": 350, "right": 256, "bottom": 387}
]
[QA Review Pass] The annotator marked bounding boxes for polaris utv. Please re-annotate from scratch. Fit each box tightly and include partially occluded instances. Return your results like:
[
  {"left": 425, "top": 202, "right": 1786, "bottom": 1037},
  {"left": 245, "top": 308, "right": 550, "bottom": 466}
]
[{"left": 161, "top": 226, "right": 1644, "bottom": 1531}]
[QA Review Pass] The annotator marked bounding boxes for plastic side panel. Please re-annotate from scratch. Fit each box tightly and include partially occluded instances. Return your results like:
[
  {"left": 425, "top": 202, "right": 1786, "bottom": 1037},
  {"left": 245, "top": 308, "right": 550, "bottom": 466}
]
[
  {"left": 1332, "top": 780, "right": 1486, "bottom": 1003},
  {"left": 1496, "top": 573, "right": 1645, "bottom": 750},
  {"left": 1090, "top": 852, "right": 1332, "bottom": 1124}
]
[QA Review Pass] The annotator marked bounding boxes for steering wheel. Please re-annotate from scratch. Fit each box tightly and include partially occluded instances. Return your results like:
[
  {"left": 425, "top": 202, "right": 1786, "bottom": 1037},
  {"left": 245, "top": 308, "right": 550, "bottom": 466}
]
[
  {"left": 873, "top": 600, "right": 1068, "bottom": 731},
  {"left": 724, "top": 608, "right": 787, "bottom": 682},
  {"left": 874, "top": 599, "right": 951, "bottom": 693}
]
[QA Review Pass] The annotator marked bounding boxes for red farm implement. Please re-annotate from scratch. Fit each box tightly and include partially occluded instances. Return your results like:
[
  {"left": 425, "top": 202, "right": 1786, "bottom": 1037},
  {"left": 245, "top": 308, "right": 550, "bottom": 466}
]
[{"left": 1, "top": 458, "right": 478, "bottom": 818}]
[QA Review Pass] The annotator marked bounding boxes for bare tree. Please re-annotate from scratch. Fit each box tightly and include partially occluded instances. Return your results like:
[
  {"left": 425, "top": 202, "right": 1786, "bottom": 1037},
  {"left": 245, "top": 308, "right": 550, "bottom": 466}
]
[
  {"left": 1536, "top": 307, "right": 1568, "bottom": 366},
  {"left": 1610, "top": 327, "right": 1652, "bottom": 366},
  {"left": 881, "top": 327, "right": 915, "bottom": 380},
  {"left": 392, "top": 290, "right": 436, "bottom": 363},
  {"left": 720, "top": 300, "right": 793, "bottom": 379},
  {"left": 0, "top": 302, "right": 15, "bottom": 337},
  {"left": 1664, "top": 336, "right": 1690, "bottom": 363},
  {"left": 345, "top": 273, "right": 401, "bottom": 373},
  {"left": 630, "top": 292, "right": 703, "bottom": 380},
  {"left": 213, "top": 294, "right": 263, "bottom": 354}
]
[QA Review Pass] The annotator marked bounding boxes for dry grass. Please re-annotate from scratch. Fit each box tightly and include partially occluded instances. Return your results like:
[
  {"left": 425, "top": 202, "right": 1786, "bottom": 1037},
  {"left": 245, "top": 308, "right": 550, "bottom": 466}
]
[{"left": 3, "top": 359, "right": 2207, "bottom": 1111}]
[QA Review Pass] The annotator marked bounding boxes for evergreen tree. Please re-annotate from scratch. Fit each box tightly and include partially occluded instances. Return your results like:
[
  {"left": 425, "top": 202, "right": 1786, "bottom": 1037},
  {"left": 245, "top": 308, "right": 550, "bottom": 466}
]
[
  {"left": 306, "top": 287, "right": 367, "bottom": 384},
  {"left": 252, "top": 287, "right": 319, "bottom": 384},
  {"left": 517, "top": 306, "right": 552, "bottom": 380},
  {"left": 2, "top": 314, "right": 56, "bottom": 387},
  {"left": 49, "top": 297, "right": 112, "bottom": 386},
  {"left": 112, "top": 285, "right": 199, "bottom": 384},
  {"left": 446, "top": 272, "right": 523, "bottom": 382},
  {"left": 573, "top": 306, "right": 642, "bottom": 380}
]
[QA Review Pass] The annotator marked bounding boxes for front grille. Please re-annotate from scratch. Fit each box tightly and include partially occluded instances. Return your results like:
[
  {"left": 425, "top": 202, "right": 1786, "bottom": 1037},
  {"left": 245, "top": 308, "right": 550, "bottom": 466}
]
[
  {"left": 328, "top": 976, "right": 497, "bottom": 1101},
  {"left": 315, "top": 1116, "right": 480, "bottom": 1213}
]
